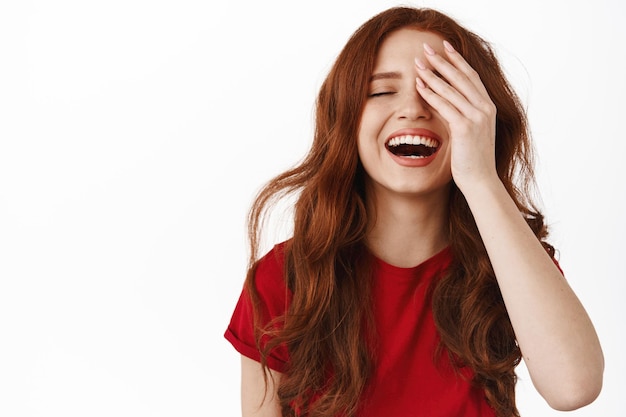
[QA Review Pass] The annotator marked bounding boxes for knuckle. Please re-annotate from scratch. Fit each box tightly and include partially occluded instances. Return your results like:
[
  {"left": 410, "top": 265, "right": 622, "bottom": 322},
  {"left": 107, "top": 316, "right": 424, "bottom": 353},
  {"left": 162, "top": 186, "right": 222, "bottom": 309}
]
[
  {"left": 484, "top": 102, "right": 497, "bottom": 116},
  {"left": 475, "top": 99, "right": 496, "bottom": 117}
]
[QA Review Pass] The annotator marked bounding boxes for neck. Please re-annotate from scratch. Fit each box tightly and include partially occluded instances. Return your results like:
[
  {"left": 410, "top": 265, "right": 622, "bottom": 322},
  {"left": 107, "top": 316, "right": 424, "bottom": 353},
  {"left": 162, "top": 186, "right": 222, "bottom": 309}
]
[{"left": 365, "top": 186, "right": 450, "bottom": 268}]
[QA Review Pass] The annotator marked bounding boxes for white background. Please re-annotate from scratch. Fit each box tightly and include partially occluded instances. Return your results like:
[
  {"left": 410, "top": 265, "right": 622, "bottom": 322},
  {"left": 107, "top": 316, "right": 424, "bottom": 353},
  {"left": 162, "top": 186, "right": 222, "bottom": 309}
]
[{"left": 0, "top": 0, "right": 624, "bottom": 415}]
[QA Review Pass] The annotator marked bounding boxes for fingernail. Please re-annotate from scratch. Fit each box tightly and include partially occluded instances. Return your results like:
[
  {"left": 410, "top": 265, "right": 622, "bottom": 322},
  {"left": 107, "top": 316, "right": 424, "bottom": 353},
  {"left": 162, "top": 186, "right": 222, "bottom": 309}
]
[
  {"left": 414, "top": 57, "right": 426, "bottom": 70},
  {"left": 415, "top": 77, "right": 426, "bottom": 89},
  {"left": 443, "top": 40, "right": 455, "bottom": 53},
  {"left": 423, "top": 43, "right": 436, "bottom": 56}
]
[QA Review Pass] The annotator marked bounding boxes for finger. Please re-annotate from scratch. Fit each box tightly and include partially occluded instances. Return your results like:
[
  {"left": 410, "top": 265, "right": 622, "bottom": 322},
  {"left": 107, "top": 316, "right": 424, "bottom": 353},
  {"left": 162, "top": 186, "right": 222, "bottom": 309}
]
[
  {"left": 414, "top": 58, "right": 478, "bottom": 118},
  {"left": 415, "top": 75, "right": 470, "bottom": 126},
  {"left": 441, "top": 40, "right": 490, "bottom": 97},
  {"left": 422, "top": 43, "right": 491, "bottom": 111},
  {"left": 415, "top": 67, "right": 496, "bottom": 135}
]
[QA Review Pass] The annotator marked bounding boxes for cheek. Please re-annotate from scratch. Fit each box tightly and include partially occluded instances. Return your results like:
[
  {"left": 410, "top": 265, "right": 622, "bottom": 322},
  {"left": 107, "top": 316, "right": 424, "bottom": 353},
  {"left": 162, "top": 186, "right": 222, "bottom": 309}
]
[
  {"left": 356, "top": 133, "right": 369, "bottom": 166},
  {"left": 358, "top": 106, "right": 383, "bottom": 141},
  {"left": 356, "top": 110, "right": 372, "bottom": 156},
  {"left": 356, "top": 133, "right": 382, "bottom": 181}
]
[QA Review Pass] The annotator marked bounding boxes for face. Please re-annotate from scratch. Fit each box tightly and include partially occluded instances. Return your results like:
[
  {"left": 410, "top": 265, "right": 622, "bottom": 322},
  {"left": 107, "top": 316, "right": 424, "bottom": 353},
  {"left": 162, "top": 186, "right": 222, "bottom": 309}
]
[{"left": 358, "top": 28, "right": 451, "bottom": 201}]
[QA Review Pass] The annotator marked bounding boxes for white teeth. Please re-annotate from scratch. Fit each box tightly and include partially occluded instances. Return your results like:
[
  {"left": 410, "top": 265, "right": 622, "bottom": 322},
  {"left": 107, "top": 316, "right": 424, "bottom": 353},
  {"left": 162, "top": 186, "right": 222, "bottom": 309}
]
[{"left": 387, "top": 135, "right": 438, "bottom": 148}]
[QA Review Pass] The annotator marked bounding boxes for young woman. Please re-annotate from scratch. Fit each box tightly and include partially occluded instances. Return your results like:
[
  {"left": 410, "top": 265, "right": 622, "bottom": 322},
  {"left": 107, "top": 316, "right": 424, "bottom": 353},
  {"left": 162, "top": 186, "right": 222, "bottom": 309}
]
[{"left": 225, "top": 6, "right": 603, "bottom": 417}]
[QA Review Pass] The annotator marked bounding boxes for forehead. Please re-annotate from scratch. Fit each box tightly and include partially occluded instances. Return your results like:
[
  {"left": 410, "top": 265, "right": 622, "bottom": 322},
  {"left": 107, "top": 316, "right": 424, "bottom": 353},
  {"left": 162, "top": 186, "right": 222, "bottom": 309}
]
[{"left": 374, "top": 28, "right": 445, "bottom": 68}]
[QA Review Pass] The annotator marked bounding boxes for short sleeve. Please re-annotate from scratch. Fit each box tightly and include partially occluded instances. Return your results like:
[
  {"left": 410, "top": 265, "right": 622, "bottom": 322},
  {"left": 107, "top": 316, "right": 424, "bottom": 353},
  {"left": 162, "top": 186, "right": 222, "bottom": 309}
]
[{"left": 224, "top": 243, "right": 290, "bottom": 373}]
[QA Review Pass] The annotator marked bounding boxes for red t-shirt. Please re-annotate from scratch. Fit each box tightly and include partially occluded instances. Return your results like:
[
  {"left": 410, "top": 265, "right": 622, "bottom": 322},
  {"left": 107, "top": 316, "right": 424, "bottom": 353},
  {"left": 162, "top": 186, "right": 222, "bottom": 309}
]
[{"left": 225, "top": 243, "right": 497, "bottom": 416}]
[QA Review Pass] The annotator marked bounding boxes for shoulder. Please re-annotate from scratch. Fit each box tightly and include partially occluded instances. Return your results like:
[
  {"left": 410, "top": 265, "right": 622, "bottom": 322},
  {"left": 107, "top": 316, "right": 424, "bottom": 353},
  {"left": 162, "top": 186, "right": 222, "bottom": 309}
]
[
  {"left": 249, "top": 241, "right": 291, "bottom": 315},
  {"left": 253, "top": 241, "right": 289, "bottom": 291}
]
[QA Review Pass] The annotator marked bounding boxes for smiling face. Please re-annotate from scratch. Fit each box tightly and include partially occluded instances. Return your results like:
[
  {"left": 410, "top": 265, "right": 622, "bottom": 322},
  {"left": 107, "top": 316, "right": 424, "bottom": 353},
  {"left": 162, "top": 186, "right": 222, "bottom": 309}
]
[{"left": 358, "top": 28, "right": 452, "bottom": 201}]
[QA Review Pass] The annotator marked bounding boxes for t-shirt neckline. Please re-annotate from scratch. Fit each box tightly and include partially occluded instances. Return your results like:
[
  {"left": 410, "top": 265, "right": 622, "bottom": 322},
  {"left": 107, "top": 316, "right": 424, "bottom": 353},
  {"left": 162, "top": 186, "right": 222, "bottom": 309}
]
[{"left": 372, "top": 246, "right": 452, "bottom": 279}]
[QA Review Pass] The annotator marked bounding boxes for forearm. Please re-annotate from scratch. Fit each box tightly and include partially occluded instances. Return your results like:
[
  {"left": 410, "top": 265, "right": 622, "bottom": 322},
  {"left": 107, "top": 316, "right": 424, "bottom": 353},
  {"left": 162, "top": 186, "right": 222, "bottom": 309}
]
[{"left": 462, "top": 179, "right": 604, "bottom": 410}]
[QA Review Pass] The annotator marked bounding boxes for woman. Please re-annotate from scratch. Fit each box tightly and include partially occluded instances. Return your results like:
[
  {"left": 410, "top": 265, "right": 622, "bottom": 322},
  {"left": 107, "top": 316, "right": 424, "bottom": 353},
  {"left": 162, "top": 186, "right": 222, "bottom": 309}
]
[{"left": 225, "top": 6, "right": 603, "bottom": 417}]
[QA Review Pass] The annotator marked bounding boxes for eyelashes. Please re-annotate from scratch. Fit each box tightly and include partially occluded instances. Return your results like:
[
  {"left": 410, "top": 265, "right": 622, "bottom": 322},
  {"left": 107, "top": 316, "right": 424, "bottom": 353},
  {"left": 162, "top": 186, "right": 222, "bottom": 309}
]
[{"left": 368, "top": 91, "right": 396, "bottom": 98}]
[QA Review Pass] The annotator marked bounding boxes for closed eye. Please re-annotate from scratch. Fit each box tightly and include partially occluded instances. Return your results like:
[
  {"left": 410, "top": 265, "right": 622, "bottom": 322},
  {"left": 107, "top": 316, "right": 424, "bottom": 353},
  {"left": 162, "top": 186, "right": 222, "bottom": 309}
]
[{"left": 368, "top": 91, "right": 395, "bottom": 98}]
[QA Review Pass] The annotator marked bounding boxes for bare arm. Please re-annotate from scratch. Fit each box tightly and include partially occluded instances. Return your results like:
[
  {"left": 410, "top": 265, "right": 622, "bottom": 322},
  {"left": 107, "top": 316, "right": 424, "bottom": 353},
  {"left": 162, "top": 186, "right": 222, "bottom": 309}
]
[
  {"left": 241, "top": 355, "right": 283, "bottom": 417},
  {"left": 463, "top": 179, "right": 604, "bottom": 410},
  {"left": 416, "top": 40, "right": 604, "bottom": 410}
]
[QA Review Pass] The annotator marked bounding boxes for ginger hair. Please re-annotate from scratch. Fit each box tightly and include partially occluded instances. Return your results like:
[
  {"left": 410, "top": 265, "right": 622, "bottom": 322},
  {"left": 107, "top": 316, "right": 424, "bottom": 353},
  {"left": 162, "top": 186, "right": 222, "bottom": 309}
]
[{"left": 245, "top": 7, "right": 552, "bottom": 417}]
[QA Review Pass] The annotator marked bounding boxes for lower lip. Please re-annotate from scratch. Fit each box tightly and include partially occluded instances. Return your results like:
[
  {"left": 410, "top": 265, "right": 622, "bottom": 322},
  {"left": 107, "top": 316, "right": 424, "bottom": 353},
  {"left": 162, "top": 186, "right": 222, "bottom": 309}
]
[{"left": 387, "top": 148, "right": 439, "bottom": 167}]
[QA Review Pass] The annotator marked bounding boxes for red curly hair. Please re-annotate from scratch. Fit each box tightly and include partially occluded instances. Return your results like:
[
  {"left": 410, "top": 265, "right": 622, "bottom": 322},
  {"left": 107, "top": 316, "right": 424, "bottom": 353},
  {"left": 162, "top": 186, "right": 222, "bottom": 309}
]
[{"left": 245, "top": 6, "right": 552, "bottom": 417}]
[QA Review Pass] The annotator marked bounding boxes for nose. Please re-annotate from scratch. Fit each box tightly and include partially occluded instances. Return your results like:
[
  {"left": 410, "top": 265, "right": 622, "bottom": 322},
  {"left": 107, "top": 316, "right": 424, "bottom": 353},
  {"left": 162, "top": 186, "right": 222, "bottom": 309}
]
[{"left": 398, "top": 89, "right": 431, "bottom": 121}]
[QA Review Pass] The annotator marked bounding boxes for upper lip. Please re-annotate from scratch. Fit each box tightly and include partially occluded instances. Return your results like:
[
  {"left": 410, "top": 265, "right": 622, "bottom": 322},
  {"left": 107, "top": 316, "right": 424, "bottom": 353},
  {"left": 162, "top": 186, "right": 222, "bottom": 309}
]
[{"left": 385, "top": 128, "right": 442, "bottom": 145}]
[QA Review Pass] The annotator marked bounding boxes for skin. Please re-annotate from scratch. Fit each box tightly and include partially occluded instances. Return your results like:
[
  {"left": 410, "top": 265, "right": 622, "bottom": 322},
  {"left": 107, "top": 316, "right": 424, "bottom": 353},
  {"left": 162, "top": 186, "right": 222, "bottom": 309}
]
[
  {"left": 241, "top": 27, "right": 604, "bottom": 415},
  {"left": 364, "top": 28, "right": 604, "bottom": 410},
  {"left": 241, "top": 356, "right": 282, "bottom": 416},
  {"left": 358, "top": 30, "right": 453, "bottom": 267}
]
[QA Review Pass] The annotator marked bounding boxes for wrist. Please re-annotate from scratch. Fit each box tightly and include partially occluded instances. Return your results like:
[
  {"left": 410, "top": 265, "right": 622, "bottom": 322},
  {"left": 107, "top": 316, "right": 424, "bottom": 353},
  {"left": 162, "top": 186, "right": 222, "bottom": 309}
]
[{"left": 454, "top": 172, "right": 504, "bottom": 203}]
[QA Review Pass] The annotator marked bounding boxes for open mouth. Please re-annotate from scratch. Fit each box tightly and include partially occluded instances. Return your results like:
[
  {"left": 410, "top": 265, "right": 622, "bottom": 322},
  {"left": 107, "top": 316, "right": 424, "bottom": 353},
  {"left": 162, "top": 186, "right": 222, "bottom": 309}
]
[{"left": 386, "top": 135, "right": 440, "bottom": 158}]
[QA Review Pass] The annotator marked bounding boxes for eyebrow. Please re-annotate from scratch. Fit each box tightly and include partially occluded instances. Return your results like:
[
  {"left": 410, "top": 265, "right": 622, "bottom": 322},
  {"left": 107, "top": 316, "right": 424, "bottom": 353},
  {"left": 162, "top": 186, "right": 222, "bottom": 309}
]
[{"left": 369, "top": 71, "right": 402, "bottom": 81}]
